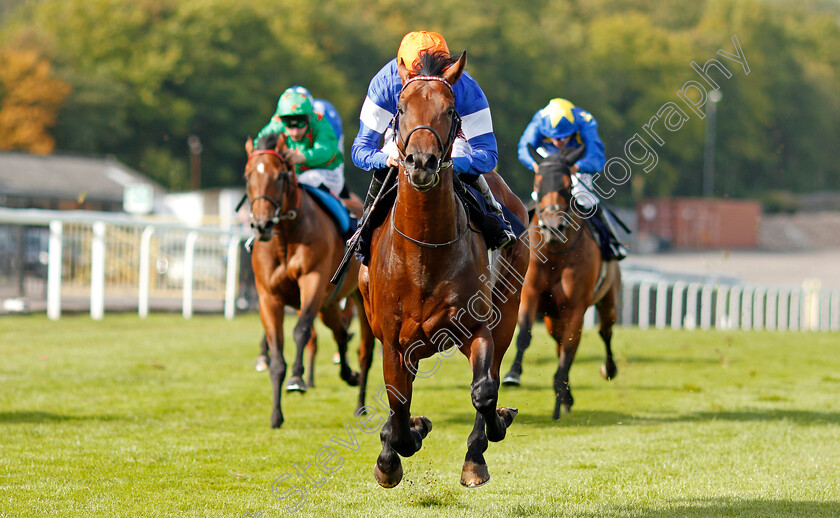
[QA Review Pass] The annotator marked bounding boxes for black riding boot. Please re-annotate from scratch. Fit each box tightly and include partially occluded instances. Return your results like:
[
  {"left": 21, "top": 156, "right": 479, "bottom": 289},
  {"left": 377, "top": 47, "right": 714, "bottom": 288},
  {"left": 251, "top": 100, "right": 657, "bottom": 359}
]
[
  {"left": 461, "top": 174, "right": 517, "bottom": 250},
  {"left": 356, "top": 168, "right": 395, "bottom": 265},
  {"left": 590, "top": 204, "right": 627, "bottom": 261}
]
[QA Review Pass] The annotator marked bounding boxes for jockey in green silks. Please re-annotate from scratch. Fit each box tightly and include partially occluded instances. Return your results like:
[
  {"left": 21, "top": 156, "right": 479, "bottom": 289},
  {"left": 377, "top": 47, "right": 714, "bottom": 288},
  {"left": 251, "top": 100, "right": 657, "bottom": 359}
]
[{"left": 256, "top": 87, "right": 345, "bottom": 197}]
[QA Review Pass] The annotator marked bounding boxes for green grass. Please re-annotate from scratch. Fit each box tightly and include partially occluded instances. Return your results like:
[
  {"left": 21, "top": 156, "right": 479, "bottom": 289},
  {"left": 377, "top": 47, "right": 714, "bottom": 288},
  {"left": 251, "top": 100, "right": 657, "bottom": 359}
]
[{"left": 1, "top": 313, "right": 839, "bottom": 517}]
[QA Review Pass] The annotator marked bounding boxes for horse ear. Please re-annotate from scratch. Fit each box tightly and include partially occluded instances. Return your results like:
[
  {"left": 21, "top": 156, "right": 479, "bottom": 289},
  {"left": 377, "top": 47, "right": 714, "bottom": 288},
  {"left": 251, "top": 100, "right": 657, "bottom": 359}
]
[
  {"left": 443, "top": 51, "right": 466, "bottom": 85},
  {"left": 275, "top": 134, "right": 287, "bottom": 153},
  {"left": 398, "top": 58, "right": 412, "bottom": 84},
  {"left": 565, "top": 143, "right": 586, "bottom": 165},
  {"left": 527, "top": 144, "right": 542, "bottom": 166},
  {"left": 246, "top": 137, "right": 254, "bottom": 155}
]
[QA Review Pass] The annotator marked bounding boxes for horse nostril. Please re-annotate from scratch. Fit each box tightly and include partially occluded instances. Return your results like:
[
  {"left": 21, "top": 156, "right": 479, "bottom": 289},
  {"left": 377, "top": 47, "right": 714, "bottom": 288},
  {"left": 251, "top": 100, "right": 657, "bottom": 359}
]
[
  {"left": 424, "top": 155, "right": 438, "bottom": 172},
  {"left": 404, "top": 154, "right": 415, "bottom": 168}
]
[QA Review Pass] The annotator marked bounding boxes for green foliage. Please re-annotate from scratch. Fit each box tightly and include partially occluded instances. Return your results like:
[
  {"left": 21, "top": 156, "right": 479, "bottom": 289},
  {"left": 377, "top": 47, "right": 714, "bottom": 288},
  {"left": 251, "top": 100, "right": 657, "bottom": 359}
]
[{"left": 1, "top": 0, "right": 838, "bottom": 201}]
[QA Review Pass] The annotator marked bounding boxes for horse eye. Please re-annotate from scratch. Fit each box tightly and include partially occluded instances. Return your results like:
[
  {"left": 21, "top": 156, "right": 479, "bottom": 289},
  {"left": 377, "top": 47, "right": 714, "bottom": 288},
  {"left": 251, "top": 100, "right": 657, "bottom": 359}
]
[{"left": 447, "top": 108, "right": 455, "bottom": 116}]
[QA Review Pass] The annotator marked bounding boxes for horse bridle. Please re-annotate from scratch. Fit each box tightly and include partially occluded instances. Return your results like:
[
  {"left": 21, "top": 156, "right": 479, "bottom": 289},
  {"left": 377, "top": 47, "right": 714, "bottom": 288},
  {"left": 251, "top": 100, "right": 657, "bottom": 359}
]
[
  {"left": 536, "top": 161, "right": 576, "bottom": 236},
  {"left": 394, "top": 75, "right": 462, "bottom": 189},
  {"left": 389, "top": 74, "right": 469, "bottom": 247},
  {"left": 238, "top": 149, "right": 301, "bottom": 226}
]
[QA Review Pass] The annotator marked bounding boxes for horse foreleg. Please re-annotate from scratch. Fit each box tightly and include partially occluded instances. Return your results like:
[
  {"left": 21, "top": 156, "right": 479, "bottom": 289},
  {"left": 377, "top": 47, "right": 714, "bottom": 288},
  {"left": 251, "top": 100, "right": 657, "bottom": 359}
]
[
  {"left": 305, "top": 326, "right": 317, "bottom": 388},
  {"left": 319, "top": 303, "right": 360, "bottom": 387},
  {"left": 374, "top": 349, "right": 430, "bottom": 488},
  {"left": 260, "top": 297, "right": 287, "bottom": 428},
  {"left": 546, "top": 312, "right": 584, "bottom": 420},
  {"left": 503, "top": 285, "right": 538, "bottom": 386},
  {"left": 597, "top": 281, "right": 620, "bottom": 381},
  {"left": 255, "top": 334, "right": 269, "bottom": 372},
  {"left": 352, "top": 291, "right": 375, "bottom": 413}
]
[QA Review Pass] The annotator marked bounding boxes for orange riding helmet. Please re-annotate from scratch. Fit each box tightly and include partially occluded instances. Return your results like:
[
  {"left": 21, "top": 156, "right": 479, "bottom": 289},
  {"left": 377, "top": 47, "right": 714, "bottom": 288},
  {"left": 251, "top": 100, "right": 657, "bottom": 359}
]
[{"left": 397, "top": 31, "right": 450, "bottom": 70}]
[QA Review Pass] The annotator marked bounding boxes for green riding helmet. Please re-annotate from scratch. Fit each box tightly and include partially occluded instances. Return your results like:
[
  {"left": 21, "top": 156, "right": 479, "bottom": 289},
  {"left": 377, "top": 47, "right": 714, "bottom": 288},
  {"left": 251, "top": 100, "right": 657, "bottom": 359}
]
[{"left": 276, "top": 88, "right": 314, "bottom": 119}]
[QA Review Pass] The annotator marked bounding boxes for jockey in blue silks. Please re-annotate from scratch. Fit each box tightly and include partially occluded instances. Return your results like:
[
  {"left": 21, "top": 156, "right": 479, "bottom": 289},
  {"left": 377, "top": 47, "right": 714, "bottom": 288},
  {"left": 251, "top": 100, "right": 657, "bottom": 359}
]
[
  {"left": 518, "top": 98, "right": 627, "bottom": 260},
  {"left": 351, "top": 31, "right": 517, "bottom": 262}
]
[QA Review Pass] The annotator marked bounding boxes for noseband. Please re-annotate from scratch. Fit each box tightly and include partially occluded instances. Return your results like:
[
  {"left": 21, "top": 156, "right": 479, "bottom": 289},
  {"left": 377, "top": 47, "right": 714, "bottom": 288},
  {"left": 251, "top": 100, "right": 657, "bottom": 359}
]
[
  {"left": 395, "top": 75, "right": 462, "bottom": 189},
  {"left": 240, "top": 149, "right": 301, "bottom": 225}
]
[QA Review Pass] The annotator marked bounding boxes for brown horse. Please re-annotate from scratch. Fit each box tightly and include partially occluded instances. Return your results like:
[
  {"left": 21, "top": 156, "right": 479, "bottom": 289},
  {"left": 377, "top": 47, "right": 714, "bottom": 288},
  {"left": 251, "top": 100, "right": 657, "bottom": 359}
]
[
  {"left": 502, "top": 145, "right": 621, "bottom": 420},
  {"left": 359, "top": 51, "right": 530, "bottom": 488},
  {"left": 244, "top": 134, "right": 374, "bottom": 428}
]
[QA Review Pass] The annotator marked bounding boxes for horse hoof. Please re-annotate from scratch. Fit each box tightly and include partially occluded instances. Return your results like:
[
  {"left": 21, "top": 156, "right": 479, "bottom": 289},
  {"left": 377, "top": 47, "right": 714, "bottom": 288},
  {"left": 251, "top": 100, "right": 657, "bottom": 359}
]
[
  {"left": 285, "top": 377, "right": 307, "bottom": 393},
  {"left": 255, "top": 355, "right": 269, "bottom": 372},
  {"left": 410, "top": 416, "right": 432, "bottom": 438},
  {"left": 460, "top": 461, "right": 490, "bottom": 488},
  {"left": 373, "top": 462, "right": 403, "bottom": 488},
  {"left": 270, "top": 411, "right": 284, "bottom": 429},
  {"left": 501, "top": 372, "right": 521, "bottom": 386},
  {"left": 601, "top": 363, "right": 617, "bottom": 380},
  {"left": 497, "top": 407, "right": 519, "bottom": 428},
  {"left": 340, "top": 369, "right": 360, "bottom": 387}
]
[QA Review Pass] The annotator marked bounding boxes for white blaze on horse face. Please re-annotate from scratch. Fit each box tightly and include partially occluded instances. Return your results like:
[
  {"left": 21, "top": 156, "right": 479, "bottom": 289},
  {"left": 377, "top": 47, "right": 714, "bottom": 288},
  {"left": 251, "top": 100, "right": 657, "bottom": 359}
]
[{"left": 257, "top": 163, "right": 265, "bottom": 174}]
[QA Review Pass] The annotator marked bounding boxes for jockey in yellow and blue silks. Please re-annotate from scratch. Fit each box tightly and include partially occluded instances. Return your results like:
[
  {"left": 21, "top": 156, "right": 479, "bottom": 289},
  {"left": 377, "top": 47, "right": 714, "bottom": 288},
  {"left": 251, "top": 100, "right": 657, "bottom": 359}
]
[
  {"left": 351, "top": 31, "right": 517, "bottom": 259},
  {"left": 518, "top": 98, "right": 627, "bottom": 260}
]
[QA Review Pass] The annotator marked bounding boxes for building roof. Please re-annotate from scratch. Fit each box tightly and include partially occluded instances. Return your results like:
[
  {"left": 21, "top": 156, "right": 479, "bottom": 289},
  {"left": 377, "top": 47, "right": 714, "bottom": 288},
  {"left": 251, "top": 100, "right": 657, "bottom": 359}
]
[{"left": 0, "top": 152, "right": 166, "bottom": 203}]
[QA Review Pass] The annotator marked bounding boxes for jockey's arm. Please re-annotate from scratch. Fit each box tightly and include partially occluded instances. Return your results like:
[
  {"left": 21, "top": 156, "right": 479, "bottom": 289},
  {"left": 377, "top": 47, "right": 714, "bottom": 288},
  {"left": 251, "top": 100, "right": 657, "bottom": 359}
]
[
  {"left": 574, "top": 118, "right": 606, "bottom": 175},
  {"left": 452, "top": 74, "right": 498, "bottom": 176},
  {"left": 303, "top": 116, "right": 341, "bottom": 168},
  {"left": 517, "top": 112, "right": 544, "bottom": 172}
]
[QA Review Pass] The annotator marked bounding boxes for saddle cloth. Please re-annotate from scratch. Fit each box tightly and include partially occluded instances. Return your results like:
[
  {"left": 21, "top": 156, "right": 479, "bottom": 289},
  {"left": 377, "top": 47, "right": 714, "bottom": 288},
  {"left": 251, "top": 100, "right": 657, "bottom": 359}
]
[{"left": 302, "top": 184, "right": 357, "bottom": 241}]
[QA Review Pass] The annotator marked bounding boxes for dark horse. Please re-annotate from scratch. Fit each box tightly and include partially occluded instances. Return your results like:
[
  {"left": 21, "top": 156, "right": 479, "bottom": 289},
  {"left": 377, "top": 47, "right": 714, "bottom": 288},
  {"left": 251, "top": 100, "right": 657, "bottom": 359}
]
[
  {"left": 359, "top": 51, "right": 530, "bottom": 488},
  {"left": 502, "top": 145, "right": 621, "bottom": 420},
  {"left": 244, "top": 134, "right": 374, "bottom": 428}
]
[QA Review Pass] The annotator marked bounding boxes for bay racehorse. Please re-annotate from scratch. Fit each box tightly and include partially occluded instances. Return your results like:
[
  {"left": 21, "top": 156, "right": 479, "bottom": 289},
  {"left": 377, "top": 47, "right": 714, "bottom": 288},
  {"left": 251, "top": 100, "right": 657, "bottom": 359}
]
[
  {"left": 359, "top": 51, "right": 530, "bottom": 488},
  {"left": 502, "top": 145, "right": 621, "bottom": 420},
  {"left": 244, "top": 134, "right": 374, "bottom": 428}
]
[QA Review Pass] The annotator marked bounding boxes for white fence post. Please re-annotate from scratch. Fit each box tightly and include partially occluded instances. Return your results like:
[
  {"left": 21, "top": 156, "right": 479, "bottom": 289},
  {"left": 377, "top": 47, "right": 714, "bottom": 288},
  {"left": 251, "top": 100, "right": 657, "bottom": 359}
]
[
  {"left": 622, "top": 280, "right": 635, "bottom": 326},
  {"left": 820, "top": 292, "right": 831, "bottom": 332},
  {"left": 729, "top": 286, "right": 742, "bottom": 330},
  {"left": 670, "top": 281, "right": 686, "bottom": 330},
  {"left": 753, "top": 288, "right": 765, "bottom": 331},
  {"left": 740, "top": 287, "right": 753, "bottom": 330},
  {"left": 224, "top": 235, "right": 241, "bottom": 320},
  {"left": 90, "top": 222, "right": 106, "bottom": 320},
  {"left": 701, "top": 284, "right": 714, "bottom": 330},
  {"left": 777, "top": 290, "right": 790, "bottom": 331},
  {"left": 789, "top": 291, "right": 800, "bottom": 331},
  {"left": 685, "top": 283, "right": 700, "bottom": 330},
  {"left": 655, "top": 281, "right": 669, "bottom": 329},
  {"left": 138, "top": 226, "right": 155, "bottom": 319},
  {"left": 639, "top": 281, "right": 652, "bottom": 330},
  {"left": 182, "top": 231, "right": 199, "bottom": 319},
  {"left": 47, "top": 220, "right": 63, "bottom": 321},
  {"left": 583, "top": 306, "right": 596, "bottom": 329},
  {"left": 716, "top": 286, "right": 729, "bottom": 329},
  {"left": 765, "top": 289, "right": 777, "bottom": 331}
]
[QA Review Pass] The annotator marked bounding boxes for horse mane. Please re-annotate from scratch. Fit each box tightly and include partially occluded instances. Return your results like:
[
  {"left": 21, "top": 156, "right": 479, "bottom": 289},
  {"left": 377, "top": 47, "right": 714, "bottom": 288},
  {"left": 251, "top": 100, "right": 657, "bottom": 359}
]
[
  {"left": 412, "top": 50, "right": 458, "bottom": 77},
  {"left": 256, "top": 133, "right": 279, "bottom": 151}
]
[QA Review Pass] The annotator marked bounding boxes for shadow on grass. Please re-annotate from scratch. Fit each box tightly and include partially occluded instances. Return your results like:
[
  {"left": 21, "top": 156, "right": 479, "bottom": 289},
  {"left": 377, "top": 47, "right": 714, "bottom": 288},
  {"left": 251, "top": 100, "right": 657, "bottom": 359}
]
[
  {"left": 0, "top": 411, "right": 123, "bottom": 424},
  {"left": 436, "top": 408, "right": 840, "bottom": 429},
  {"left": 593, "top": 497, "right": 840, "bottom": 518}
]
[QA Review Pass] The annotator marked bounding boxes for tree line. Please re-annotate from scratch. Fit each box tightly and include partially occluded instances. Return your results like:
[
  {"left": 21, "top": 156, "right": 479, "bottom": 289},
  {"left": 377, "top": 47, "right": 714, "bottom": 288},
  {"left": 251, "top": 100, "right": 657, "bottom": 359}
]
[{"left": 1, "top": 0, "right": 838, "bottom": 204}]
